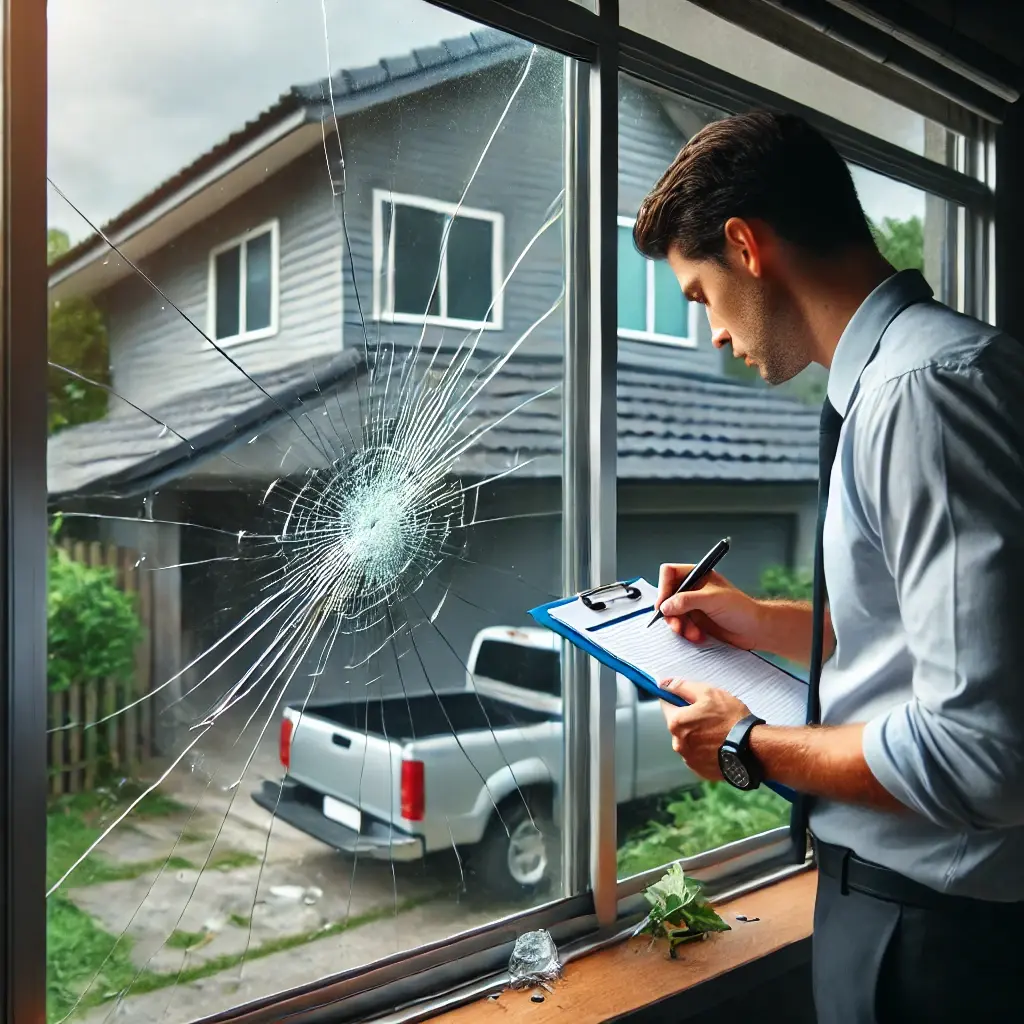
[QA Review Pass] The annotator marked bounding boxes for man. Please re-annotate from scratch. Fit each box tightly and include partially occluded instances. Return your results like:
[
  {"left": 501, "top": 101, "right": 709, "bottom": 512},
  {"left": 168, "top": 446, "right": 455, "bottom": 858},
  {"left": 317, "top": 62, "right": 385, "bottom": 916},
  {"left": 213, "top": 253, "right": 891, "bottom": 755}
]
[{"left": 635, "top": 110, "right": 1024, "bottom": 1023}]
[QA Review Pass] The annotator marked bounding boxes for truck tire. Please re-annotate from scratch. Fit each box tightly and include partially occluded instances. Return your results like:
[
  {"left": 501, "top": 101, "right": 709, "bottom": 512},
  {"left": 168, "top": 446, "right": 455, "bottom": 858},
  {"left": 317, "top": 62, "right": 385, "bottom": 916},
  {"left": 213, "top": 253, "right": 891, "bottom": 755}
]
[{"left": 472, "top": 796, "right": 560, "bottom": 902}]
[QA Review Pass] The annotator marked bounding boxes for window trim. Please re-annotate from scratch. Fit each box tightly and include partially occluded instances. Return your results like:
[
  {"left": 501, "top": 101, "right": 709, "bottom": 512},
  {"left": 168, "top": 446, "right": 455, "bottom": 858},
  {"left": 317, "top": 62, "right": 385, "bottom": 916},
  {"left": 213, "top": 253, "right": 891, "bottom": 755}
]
[
  {"left": 206, "top": 219, "right": 281, "bottom": 345},
  {"left": 616, "top": 214, "right": 699, "bottom": 347},
  {"left": 371, "top": 189, "right": 505, "bottom": 332}
]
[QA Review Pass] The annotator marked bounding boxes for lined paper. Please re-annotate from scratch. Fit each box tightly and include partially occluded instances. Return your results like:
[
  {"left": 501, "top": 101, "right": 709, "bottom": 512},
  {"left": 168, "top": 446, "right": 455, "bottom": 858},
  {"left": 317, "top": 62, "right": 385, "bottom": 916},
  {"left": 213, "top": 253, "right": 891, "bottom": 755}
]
[{"left": 551, "top": 579, "right": 807, "bottom": 727}]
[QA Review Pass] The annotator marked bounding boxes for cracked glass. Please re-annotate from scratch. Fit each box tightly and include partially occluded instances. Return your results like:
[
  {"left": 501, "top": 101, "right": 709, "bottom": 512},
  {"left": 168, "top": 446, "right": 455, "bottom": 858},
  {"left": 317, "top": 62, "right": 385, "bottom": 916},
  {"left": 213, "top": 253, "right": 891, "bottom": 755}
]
[{"left": 46, "top": 2, "right": 568, "bottom": 1020}]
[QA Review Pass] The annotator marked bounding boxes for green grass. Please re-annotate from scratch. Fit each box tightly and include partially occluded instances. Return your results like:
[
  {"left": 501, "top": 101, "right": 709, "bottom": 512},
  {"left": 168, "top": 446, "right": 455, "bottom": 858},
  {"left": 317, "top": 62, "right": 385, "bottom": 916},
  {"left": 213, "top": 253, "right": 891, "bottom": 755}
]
[
  {"left": 228, "top": 912, "right": 251, "bottom": 929},
  {"left": 46, "top": 895, "right": 157, "bottom": 1022},
  {"left": 208, "top": 849, "right": 260, "bottom": 872},
  {"left": 55, "top": 896, "right": 433, "bottom": 1020},
  {"left": 617, "top": 781, "right": 792, "bottom": 878},
  {"left": 47, "top": 789, "right": 190, "bottom": 891},
  {"left": 165, "top": 929, "right": 208, "bottom": 950},
  {"left": 47, "top": 786, "right": 193, "bottom": 1021}
]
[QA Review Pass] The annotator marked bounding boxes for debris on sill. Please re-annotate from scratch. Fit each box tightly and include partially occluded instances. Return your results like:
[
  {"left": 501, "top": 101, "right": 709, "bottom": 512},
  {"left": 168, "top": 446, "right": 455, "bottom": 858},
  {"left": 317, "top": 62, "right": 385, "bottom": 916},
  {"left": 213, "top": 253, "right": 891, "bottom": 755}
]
[
  {"left": 735, "top": 914, "right": 760, "bottom": 923},
  {"left": 508, "top": 929, "right": 562, "bottom": 989},
  {"left": 632, "top": 863, "right": 731, "bottom": 959}
]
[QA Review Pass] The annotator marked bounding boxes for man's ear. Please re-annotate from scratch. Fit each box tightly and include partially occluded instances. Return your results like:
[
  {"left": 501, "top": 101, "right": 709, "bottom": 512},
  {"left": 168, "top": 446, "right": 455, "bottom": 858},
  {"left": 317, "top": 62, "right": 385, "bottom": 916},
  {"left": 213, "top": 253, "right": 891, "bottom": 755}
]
[{"left": 723, "top": 216, "right": 762, "bottom": 278}]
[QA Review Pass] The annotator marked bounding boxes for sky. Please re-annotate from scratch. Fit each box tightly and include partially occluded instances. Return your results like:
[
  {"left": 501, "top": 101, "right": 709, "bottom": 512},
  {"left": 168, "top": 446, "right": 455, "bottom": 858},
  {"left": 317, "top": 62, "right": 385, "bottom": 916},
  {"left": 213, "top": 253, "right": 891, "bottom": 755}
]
[
  {"left": 47, "top": 0, "right": 925, "bottom": 244},
  {"left": 47, "top": 0, "right": 477, "bottom": 241}
]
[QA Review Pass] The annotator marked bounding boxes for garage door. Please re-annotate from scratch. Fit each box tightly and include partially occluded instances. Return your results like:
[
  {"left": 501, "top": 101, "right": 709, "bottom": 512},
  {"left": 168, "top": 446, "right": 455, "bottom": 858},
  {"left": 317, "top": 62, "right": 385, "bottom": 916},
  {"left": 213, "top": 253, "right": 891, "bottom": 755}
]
[{"left": 617, "top": 513, "right": 795, "bottom": 597}]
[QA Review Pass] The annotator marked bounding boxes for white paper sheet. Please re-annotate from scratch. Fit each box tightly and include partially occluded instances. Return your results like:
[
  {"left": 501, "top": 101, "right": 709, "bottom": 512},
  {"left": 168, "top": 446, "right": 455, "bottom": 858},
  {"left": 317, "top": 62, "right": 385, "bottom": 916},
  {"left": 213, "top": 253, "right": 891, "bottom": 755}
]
[{"left": 551, "top": 579, "right": 807, "bottom": 727}]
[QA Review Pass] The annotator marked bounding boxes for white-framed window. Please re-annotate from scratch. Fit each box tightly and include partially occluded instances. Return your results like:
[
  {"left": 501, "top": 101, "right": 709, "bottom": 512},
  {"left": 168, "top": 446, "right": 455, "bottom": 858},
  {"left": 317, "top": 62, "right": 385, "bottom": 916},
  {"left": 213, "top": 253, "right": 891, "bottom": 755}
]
[
  {"left": 372, "top": 190, "right": 504, "bottom": 331},
  {"left": 207, "top": 220, "right": 280, "bottom": 344},
  {"left": 617, "top": 215, "right": 699, "bottom": 347}
]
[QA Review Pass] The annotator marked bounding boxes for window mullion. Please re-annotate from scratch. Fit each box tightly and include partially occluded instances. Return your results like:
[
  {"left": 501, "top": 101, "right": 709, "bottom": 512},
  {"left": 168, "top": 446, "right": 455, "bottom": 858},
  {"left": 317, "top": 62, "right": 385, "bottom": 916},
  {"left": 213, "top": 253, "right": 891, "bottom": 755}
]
[
  {"left": 645, "top": 258, "right": 655, "bottom": 335},
  {"left": 388, "top": 201, "right": 397, "bottom": 317},
  {"left": 588, "top": 0, "right": 619, "bottom": 929},
  {"left": 561, "top": 55, "right": 591, "bottom": 900},
  {"left": 439, "top": 215, "right": 451, "bottom": 319},
  {"left": 238, "top": 240, "right": 248, "bottom": 336}
]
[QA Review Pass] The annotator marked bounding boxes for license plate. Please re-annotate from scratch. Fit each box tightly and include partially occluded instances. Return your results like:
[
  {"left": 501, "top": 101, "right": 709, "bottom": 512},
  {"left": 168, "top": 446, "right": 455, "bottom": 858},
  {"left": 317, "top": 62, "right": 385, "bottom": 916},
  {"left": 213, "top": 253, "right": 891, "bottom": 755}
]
[{"left": 323, "top": 795, "right": 361, "bottom": 833}]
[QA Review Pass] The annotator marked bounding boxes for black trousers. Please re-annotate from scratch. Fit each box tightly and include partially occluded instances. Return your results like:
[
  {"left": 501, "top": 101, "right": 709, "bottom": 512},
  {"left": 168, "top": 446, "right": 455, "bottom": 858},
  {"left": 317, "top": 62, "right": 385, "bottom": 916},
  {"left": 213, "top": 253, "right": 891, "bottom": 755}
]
[{"left": 813, "top": 870, "right": 1024, "bottom": 1023}]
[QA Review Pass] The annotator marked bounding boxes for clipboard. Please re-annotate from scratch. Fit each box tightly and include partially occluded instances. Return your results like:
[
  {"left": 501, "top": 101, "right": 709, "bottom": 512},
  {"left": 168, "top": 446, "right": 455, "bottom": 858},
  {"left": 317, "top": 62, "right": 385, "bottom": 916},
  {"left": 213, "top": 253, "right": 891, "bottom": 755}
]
[{"left": 529, "top": 578, "right": 802, "bottom": 803}]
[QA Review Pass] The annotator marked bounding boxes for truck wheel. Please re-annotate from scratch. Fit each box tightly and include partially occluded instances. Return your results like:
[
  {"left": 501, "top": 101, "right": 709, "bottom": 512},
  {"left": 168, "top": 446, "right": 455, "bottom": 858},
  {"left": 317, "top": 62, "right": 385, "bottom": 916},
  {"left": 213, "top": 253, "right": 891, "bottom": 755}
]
[{"left": 474, "top": 798, "right": 560, "bottom": 902}]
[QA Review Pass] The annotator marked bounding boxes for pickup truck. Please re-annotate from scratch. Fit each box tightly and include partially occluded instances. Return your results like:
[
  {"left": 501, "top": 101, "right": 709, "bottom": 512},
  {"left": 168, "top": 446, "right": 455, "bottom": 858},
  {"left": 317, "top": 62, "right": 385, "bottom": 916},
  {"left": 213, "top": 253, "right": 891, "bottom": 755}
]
[{"left": 253, "top": 626, "right": 698, "bottom": 898}]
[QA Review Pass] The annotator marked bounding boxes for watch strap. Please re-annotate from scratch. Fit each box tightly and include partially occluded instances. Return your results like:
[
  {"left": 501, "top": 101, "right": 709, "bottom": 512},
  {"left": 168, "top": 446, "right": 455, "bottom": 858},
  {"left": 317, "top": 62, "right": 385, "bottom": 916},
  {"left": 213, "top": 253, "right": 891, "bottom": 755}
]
[{"left": 724, "top": 713, "right": 765, "bottom": 753}]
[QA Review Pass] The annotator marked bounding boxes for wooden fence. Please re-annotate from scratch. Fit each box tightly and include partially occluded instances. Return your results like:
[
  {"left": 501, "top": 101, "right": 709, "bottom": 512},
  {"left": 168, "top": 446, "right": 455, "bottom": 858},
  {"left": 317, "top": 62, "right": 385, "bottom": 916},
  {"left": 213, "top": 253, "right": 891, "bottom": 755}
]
[{"left": 48, "top": 540, "right": 155, "bottom": 796}]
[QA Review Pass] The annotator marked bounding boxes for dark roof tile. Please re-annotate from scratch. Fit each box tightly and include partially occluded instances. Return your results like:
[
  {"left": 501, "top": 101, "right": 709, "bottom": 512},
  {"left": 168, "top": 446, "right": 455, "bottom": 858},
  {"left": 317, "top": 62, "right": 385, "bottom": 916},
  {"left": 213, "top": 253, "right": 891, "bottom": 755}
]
[{"left": 48, "top": 349, "right": 820, "bottom": 498}]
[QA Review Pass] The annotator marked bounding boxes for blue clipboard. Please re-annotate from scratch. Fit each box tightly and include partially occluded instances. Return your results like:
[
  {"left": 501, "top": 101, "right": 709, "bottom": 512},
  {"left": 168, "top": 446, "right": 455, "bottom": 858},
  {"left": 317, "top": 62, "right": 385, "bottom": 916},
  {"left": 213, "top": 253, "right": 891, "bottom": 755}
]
[{"left": 529, "top": 581, "right": 797, "bottom": 803}]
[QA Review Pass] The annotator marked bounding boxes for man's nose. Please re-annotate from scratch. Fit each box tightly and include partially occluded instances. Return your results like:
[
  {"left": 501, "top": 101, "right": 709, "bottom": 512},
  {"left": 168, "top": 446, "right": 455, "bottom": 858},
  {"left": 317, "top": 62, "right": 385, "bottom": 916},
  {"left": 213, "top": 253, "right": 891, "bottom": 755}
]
[{"left": 711, "top": 327, "right": 731, "bottom": 349}]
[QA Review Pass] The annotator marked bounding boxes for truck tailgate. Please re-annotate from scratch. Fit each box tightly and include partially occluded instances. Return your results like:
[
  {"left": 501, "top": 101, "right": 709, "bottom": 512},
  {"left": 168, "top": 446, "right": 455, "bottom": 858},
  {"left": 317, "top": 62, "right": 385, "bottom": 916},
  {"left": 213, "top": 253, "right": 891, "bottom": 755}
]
[{"left": 287, "top": 707, "right": 400, "bottom": 829}]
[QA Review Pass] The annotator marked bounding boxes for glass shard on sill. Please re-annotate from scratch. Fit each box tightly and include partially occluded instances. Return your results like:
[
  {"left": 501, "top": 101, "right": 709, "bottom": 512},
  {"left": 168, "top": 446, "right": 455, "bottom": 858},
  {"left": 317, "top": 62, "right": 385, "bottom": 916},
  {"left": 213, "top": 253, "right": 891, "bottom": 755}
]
[{"left": 508, "top": 929, "right": 562, "bottom": 989}]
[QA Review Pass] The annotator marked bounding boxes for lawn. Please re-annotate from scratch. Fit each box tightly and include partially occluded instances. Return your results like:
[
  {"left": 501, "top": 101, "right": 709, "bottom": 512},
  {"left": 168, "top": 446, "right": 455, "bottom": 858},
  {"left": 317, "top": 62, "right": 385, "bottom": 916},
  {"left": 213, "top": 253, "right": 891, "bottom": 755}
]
[{"left": 46, "top": 785, "right": 185, "bottom": 1021}]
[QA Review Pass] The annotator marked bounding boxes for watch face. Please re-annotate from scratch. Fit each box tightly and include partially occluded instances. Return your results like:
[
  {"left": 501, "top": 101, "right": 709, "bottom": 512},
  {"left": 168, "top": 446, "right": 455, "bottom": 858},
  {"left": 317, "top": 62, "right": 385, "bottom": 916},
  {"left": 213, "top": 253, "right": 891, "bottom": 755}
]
[{"left": 719, "top": 749, "right": 751, "bottom": 789}]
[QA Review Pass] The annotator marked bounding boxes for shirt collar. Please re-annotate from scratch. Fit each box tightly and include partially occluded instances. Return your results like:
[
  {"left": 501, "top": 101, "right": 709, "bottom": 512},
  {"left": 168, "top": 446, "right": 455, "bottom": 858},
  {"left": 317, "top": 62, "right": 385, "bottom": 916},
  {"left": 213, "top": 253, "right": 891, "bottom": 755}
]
[{"left": 826, "top": 269, "right": 933, "bottom": 417}]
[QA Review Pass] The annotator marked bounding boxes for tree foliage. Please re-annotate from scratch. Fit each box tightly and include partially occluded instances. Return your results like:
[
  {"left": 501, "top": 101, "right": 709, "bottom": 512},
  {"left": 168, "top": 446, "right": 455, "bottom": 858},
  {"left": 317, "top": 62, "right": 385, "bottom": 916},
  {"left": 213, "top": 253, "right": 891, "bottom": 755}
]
[
  {"left": 47, "top": 521, "right": 141, "bottom": 694},
  {"left": 48, "top": 228, "right": 110, "bottom": 434},
  {"left": 869, "top": 215, "right": 924, "bottom": 273}
]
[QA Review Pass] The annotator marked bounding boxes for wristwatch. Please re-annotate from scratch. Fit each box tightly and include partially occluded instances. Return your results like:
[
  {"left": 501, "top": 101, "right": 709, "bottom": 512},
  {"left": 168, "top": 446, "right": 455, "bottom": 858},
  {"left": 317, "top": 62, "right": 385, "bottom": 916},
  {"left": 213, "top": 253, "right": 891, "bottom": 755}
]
[{"left": 718, "top": 714, "right": 766, "bottom": 790}]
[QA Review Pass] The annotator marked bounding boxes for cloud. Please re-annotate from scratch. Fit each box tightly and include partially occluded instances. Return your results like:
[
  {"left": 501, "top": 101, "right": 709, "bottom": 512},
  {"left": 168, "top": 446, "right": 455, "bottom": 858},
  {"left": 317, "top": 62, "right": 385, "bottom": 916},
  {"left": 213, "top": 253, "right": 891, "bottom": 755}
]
[{"left": 48, "top": 0, "right": 476, "bottom": 240}]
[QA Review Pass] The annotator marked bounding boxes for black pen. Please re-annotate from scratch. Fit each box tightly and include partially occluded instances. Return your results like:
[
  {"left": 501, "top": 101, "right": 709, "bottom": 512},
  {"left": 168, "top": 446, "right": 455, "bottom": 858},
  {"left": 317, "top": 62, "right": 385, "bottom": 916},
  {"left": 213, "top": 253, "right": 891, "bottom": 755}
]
[{"left": 646, "top": 536, "right": 731, "bottom": 629}]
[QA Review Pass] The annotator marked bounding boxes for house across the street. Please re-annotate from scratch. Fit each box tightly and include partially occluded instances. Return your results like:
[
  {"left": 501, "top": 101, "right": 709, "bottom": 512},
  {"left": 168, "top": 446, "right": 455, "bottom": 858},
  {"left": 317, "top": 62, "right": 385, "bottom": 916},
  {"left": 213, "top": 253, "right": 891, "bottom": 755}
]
[{"left": 47, "top": 29, "right": 819, "bottom": 706}]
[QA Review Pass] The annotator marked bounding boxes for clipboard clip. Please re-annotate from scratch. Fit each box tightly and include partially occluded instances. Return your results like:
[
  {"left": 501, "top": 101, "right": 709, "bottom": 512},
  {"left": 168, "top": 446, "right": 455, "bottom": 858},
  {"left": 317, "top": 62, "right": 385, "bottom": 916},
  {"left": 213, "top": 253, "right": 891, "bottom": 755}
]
[{"left": 579, "top": 581, "right": 642, "bottom": 612}]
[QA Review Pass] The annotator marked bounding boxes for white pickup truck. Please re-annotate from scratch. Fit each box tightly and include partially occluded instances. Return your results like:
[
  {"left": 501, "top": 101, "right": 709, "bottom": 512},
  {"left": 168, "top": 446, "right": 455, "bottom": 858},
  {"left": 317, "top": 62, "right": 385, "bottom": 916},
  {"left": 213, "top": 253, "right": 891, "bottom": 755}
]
[{"left": 253, "top": 626, "right": 697, "bottom": 898}]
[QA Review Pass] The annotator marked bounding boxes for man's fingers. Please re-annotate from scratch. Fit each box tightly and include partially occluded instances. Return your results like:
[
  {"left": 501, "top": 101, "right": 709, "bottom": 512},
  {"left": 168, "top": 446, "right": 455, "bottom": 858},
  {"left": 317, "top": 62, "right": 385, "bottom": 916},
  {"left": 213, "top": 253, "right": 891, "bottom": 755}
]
[
  {"left": 659, "top": 592, "right": 709, "bottom": 644},
  {"left": 659, "top": 678, "right": 710, "bottom": 704},
  {"left": 657, "top": 563, "right": 696, "bottom": 607}
]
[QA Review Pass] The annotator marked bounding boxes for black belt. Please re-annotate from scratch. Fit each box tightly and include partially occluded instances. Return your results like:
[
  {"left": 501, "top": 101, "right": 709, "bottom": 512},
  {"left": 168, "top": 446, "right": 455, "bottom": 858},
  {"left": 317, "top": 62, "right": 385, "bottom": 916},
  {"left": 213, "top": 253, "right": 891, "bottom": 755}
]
[{"left": 815, "top": 840, "right": 1024, "bottom": 916}]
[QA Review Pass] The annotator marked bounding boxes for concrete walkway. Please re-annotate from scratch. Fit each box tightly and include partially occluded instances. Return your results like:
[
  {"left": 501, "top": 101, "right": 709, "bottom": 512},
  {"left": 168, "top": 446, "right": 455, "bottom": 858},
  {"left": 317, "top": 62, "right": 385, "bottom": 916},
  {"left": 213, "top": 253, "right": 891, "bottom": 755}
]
[{"left": 64, "top": 747, "right": 517, "bottom": 1023}]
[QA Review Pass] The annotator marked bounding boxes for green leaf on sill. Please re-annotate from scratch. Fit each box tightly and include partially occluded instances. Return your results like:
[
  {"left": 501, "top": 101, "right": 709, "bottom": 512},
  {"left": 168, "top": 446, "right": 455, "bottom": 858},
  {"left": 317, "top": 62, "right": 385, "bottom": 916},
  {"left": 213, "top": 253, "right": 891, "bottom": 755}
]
[{"left": 634, "top": 864, "right": 730, "bottom": 957}]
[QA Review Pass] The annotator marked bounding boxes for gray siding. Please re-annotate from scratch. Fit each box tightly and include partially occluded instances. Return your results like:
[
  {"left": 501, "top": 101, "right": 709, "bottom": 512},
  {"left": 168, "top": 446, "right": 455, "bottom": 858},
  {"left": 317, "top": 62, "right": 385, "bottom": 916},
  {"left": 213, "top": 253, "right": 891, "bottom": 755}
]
[
  {"left": 337, "top": 52, "right": 566, "bottom": 364},
  {"left": 96, "top": 60, "right": 728, "bottom": 417},
  {"left": 99, "top": 149, "right": 343, "bottom": 416}
]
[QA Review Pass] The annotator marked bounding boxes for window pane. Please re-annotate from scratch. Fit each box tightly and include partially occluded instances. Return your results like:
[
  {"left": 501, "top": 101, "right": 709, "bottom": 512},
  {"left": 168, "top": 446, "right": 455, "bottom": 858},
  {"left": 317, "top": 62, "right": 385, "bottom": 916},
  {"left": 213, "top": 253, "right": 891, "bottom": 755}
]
[
  {"left": 620, "top": 0, "right": 959, "bottom": 164},
  {"left": 46, "top": 1, "right": 568, "bottom": 1018},
  {"left": 393, "top": 204, "right": 443, "bottom": 317},
  {"left": 245, "top": 230, "right": 272, "bottom": 332},
  {"left": 446, "top": 215, "right": 494, "bottom": 323},
  {"left": 618, "top": 226, "right": 647, "bottom": 332},
  {"left": 652, "top": 259, "right": 687, "bottom": 338},
  {"left": 615, "top": 73, "right": 963, "bottom": 882},
  {"left": 214, "top": 245, "right": 241, "bottom": 339}
]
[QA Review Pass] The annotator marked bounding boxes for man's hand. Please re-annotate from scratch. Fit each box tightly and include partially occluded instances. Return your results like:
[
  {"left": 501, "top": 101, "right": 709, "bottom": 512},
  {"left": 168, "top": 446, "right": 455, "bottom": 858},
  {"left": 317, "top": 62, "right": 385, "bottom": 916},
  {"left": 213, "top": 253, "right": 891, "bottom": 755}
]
[
  {"left": 658, "top": 678, "right": 754, "bottom": 780},
  {"left": 657, "top": 561, "right": 831, "bottom": 667},
  {"left": 657, "top": 564, "right": 765, "bottom": 649},
  {"left": 658, "top": 679, "right": 906, "bottom": 812}
]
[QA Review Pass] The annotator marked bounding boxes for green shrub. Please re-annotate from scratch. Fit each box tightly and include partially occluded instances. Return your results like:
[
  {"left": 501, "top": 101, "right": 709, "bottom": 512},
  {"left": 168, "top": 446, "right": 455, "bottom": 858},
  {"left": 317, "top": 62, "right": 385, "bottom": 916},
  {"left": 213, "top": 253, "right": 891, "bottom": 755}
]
[
  {"left": 758, "top": 563, "right": 813, "bottom": 602},
  {"left": 618, "top": 781, "right": 791, "bottom": 877},
  {"left": 47, "top": 531, "right": 142, "bottom": 694}
]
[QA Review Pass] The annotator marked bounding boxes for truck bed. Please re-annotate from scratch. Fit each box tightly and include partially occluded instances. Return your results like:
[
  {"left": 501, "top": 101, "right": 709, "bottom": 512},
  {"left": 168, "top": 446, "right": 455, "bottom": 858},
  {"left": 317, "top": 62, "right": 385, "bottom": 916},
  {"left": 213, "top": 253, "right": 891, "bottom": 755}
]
[{"left": 292, "top": 692, "right": 558, "bottom": 742}]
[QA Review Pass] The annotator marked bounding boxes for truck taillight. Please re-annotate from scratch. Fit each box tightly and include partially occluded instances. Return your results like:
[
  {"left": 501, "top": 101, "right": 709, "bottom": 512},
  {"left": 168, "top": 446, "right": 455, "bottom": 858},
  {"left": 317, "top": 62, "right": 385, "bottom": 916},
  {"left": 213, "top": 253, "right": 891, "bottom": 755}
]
[
  {"left": 401, "top": 760, "right": 425, "bottom": 821},
  {"left": 279, "top": 716, "right": 294, "bottom": 771}
]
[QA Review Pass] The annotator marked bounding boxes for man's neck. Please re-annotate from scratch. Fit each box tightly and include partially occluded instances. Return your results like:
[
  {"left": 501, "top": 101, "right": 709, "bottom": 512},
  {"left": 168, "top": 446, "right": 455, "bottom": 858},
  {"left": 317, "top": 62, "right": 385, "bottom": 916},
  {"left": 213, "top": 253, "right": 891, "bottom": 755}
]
[{"left": 796, "top": 250, "right": 895, "bottom": 369}]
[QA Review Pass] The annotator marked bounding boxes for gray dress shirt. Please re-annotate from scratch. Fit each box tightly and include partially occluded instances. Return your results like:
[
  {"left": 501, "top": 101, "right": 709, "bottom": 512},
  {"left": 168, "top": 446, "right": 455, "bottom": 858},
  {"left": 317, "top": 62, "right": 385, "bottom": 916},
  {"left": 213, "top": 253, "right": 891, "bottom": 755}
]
[{"left": 808, "top": 269, "right": 1024, "bottom": 900}]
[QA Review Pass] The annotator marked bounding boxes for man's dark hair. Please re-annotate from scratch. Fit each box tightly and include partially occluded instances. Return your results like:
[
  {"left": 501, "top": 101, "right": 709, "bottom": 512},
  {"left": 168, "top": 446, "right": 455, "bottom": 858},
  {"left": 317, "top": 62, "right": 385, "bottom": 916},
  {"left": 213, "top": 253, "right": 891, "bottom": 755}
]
[{"left": 633, "top": 110, "right": 874, "bottom": 263}]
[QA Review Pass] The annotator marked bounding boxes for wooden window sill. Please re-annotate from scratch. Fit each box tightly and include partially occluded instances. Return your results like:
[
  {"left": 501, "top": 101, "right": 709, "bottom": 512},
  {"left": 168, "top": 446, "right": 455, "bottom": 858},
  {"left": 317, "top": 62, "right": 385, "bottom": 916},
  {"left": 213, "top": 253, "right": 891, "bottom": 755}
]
[{"left": 437, "top": 869, "right": 816, "bottom": 1023}]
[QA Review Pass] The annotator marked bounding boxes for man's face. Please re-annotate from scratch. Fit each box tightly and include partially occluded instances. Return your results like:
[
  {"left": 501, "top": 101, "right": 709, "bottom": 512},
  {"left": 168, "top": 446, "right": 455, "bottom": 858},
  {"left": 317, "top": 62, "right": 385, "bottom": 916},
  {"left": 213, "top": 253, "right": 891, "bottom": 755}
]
[{"left": 666, "top": 232, "right": 812, "bottom": 386}]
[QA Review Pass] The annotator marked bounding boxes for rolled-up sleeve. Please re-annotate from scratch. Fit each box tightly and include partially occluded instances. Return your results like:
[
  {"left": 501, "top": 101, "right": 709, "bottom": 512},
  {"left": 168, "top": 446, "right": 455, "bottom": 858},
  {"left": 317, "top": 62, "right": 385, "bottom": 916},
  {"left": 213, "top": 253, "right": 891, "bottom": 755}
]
[{"left": 859, "top": 352, "right": 1024, "bottom": 831}]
